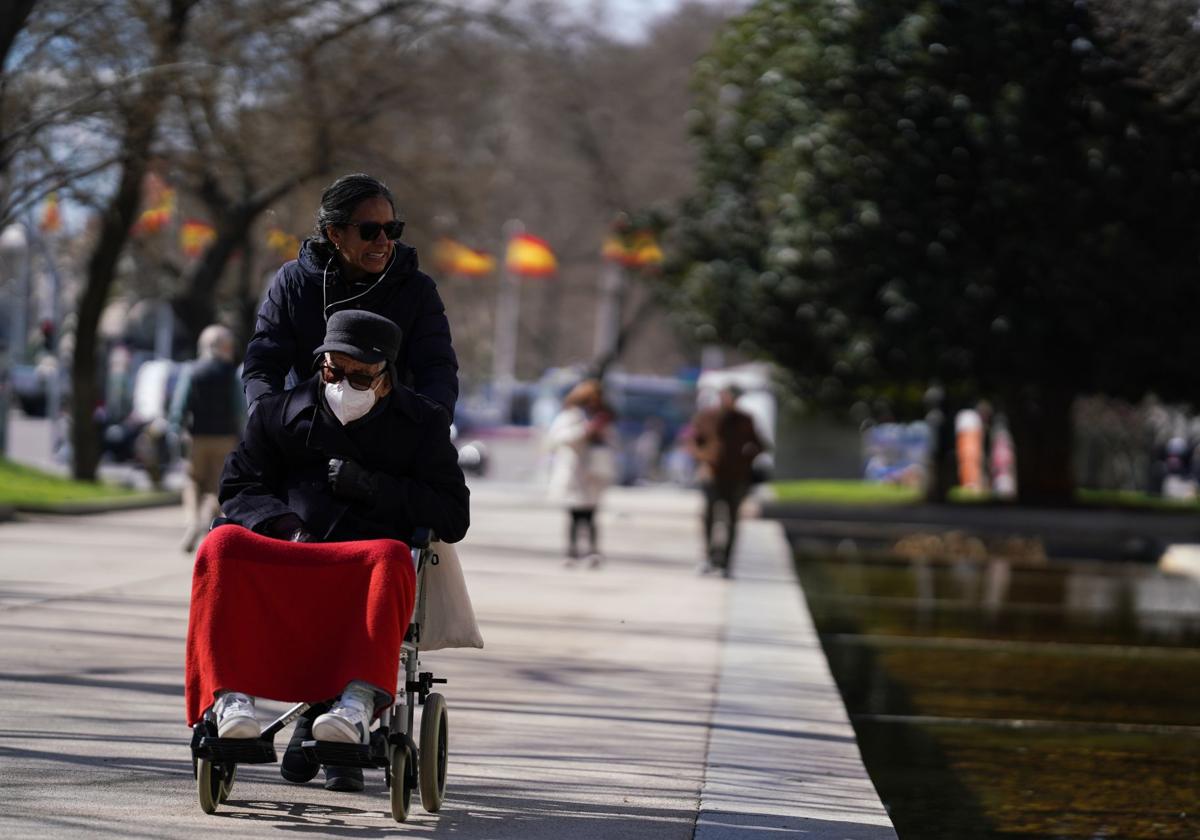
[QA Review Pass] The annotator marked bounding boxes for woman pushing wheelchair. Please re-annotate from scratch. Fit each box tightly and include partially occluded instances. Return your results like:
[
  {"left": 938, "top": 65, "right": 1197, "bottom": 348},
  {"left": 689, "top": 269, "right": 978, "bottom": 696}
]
[{"left": 190, "top": 309, "right": 469, "bottom": 794}]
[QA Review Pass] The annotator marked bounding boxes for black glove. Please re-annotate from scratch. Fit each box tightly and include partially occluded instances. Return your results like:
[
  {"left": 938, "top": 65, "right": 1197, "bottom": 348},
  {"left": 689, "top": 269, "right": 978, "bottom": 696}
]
[
  {"left": 328, "top": 457, "right": 377, "bottom": 503},
  {"left": 265, "top": 512, "right": 313, "bottom": 542}
]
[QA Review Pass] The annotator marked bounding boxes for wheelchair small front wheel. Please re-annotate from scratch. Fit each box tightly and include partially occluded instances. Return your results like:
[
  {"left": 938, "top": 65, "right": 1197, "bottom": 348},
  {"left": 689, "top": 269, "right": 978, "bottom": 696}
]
[
  {"left": 389, "top": 743, "right": 413, "bottom": 822},
  {"left": 419, "top": 692, "right": 449, "bottom": 812}
]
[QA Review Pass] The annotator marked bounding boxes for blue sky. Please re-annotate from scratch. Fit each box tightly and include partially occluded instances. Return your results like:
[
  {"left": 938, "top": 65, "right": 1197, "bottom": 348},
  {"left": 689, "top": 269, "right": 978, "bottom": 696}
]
[{"left": 558, "top": 0, "right": 741, "bottom": 42}]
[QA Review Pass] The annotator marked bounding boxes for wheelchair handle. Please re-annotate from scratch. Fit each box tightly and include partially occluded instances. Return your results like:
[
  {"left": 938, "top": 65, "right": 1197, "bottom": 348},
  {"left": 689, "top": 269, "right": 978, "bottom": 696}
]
[{"left": 410, "top": 527, "right": 435, "bottom": 550}]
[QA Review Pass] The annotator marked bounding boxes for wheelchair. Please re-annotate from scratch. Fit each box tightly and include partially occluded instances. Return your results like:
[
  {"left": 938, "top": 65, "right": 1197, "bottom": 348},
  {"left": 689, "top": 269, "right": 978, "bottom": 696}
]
[{"left": 188, "top": 524, "right": 449, "bottom": 822}]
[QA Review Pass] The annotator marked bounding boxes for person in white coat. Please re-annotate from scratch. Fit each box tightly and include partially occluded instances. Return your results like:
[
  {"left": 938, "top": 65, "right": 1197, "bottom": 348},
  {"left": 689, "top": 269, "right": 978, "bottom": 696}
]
[{"left": 546, "top": 379, "right": 616, "bottom": 567}]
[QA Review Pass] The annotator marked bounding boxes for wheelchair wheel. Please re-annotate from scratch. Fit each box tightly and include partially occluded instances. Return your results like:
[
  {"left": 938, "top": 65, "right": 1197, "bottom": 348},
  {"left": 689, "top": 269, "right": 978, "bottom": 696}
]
[
  {"left": 389, "top": 743, "right": 413, "bottom": 822},
  {"left": 218, "top": 764, "right": 237, "bottom": 804},
  {"left": 419, "top": 693, "right": 449, "bottom": 812},
  {"left": 196, "top": 758, "right": 227, "bottom": 814}
]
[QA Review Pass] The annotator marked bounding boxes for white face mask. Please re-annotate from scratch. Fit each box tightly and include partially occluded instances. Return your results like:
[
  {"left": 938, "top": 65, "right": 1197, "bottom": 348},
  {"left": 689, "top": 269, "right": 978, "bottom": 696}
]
[{"left": 324, "top": 381, "right": 377, "bottom": 425}]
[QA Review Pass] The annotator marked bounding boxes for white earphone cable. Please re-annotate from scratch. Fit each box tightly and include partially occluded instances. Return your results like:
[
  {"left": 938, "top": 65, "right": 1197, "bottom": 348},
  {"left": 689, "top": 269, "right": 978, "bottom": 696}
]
[{"left": 322, "top": 246, "right": 398, "bottom": 322}]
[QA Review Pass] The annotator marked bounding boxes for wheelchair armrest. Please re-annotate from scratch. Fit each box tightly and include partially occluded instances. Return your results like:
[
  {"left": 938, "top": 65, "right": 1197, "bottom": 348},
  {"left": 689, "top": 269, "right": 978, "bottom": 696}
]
[{"left": 409, "top": 527, "right": 436, "bottom": 550}]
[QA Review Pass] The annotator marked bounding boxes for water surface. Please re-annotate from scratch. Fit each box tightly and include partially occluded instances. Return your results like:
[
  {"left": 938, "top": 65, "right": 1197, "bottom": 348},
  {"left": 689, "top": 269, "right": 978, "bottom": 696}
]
[{"left": 796, "top": 547, "right": 1200, "bottom": 839}]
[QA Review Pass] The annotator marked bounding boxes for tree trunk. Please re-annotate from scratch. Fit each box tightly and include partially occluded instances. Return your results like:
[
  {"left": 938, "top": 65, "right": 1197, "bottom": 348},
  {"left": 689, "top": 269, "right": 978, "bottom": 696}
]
[
  {"left": 1005, "top": 385, "right": 1076, "bottom": 506},
  {"left": 0, "top": 0, "right": 41, "bottom": 224},
  {"left": 171, "top": 224, "right": 248, "bottom": 343},
  {"left": 171, "top": 172, "right": 325, "bottom": 348},
  {"left": 70, "top": 0, "right": 195, "bottom": 480},
  {"left": 0, "top": 0, "right": 36, "bottom": 68},
  {"left": 924, "top": 401, "right": 958, "bottom": 504},
  {"left": 235, "top": 259, "right": 262, "bottom": 357},
  {"left": 586, "top": 291, "right": 658, "bottom": 380}
]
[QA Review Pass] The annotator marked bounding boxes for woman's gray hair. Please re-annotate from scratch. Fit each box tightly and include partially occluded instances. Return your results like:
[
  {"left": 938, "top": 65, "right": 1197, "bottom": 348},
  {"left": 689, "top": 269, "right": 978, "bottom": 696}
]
[{"left": 312, "top": 174, "right": 397, "bottom": 255}]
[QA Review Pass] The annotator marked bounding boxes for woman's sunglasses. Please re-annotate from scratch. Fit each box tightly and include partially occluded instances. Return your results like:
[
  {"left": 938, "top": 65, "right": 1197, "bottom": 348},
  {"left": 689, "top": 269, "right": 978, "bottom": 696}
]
[
  {"left": 343, "top": 220, "right": 405, "bottom": 242},
  {"left": 321, "top": 362, "right": 386, "bottom": 391}
]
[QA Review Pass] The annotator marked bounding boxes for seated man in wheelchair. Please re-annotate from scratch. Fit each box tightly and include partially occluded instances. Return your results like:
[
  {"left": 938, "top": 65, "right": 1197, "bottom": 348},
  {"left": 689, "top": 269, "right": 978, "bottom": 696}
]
[{"left": 214, "top": 309, "right": 469, "bottom": 792}]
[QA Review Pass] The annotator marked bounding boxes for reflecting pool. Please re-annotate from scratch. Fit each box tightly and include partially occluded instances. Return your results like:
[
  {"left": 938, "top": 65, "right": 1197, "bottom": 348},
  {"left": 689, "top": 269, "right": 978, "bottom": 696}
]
[{"left": 795, "top": 545, "right": 1200, "bottom": 839}]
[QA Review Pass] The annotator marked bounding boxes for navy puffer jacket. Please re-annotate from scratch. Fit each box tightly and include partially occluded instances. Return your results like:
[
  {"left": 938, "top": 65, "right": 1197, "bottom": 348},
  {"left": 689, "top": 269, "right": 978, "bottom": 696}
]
[{"left": 242, "top": 239, "right": 458, "bottom": 417}]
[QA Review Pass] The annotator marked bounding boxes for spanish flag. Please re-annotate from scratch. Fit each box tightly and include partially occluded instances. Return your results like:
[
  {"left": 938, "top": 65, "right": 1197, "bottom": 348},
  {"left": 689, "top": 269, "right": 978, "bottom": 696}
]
[
  {"left": 602, "top": 230, "right": 662, "bottom": 268},
  {"left": 267, "top": 227, "right": 301, "bottom": 261},
  {"left": 434, "top": 237, "right": 497, "bottom": 277},
  {"left": 131, "top": 174, "right": 176, "bottom": 236},
  {"left": 180, "top": 219, "right": 216, "bottom": 257},
  {"left": 506, "top": 233, "right": 557, "bottom": 278},
  {"left": 40, "top": 192, "right": 61, "bottom": 233}
]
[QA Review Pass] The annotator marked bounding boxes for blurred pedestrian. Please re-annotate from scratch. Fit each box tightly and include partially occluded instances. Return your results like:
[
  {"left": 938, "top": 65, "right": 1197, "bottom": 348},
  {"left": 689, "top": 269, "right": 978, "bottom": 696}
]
[
  {"left": 687, "top": 385, "right": 765, "bottom": 577},
  {"left": 172, "top": 325, "right": 243, "bottom": 553},
  {"left": 955, "top": 407, "right": 985, "bottom": 493},
  {"left": 546, "top": 379, "right": 616, "bottom": 568},
  {"left": 242, "top": 173, "right": 458, "bottom": 423},
  {"left": 633, "top": 416, "right": 666, "bottom": 484}
]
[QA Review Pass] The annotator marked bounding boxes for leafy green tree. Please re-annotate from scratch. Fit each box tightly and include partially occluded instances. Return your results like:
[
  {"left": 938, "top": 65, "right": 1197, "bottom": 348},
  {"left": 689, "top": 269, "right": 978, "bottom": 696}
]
[{"left": 669, "top": 0, "right": 1200, "bottom": 503}]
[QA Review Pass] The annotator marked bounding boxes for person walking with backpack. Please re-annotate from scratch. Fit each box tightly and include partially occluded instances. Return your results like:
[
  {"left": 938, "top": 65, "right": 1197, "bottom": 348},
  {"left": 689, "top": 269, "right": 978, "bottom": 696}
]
[{"left": 173, "top": 325, "right": 243, "bottom": 553}]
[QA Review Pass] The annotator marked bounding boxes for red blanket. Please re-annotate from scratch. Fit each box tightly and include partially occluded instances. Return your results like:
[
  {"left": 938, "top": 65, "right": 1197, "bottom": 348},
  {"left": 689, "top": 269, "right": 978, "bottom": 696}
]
[{"left": 184, "top": 525, "right": 415, "bottom": 725}]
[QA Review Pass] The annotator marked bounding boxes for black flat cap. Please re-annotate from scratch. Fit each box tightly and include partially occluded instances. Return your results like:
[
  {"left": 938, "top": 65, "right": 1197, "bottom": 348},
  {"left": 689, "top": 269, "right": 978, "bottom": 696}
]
[{"left": 314, "top": 310, "right": 402, "bottom": 366}]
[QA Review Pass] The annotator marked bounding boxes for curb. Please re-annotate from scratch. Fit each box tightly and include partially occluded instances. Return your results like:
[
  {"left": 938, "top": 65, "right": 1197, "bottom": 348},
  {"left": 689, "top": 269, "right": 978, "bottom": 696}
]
[
  {"left": 695, "top": 519, "right": 898, "bottom": 838},
  {"left": 12, "top": 491, "right": 182, "bottom": 516},
  {"left": 761, "top": 500, "right": 1200, "bottom": 561}
]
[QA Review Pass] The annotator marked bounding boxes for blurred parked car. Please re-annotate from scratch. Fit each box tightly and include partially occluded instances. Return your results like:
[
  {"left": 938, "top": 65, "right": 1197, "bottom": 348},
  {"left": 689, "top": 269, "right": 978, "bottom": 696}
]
[
  {"left": 12, "top": 363, "right": 48, "bottom": 416},
  {"left": 602, "top": 373, "right": 697, "bottom": 486},
  {"left": 99, "top": 357, "right": 184, "bottom": 486},
  {"left": 452, "top": 423, "right": 489, "bottom": 477}
]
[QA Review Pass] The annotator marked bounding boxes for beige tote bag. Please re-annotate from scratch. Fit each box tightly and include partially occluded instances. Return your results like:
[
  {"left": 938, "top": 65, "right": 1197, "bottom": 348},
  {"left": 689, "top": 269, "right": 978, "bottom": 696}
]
[{"left": 417, "top": 540, "right": 484, "bottom": 651}]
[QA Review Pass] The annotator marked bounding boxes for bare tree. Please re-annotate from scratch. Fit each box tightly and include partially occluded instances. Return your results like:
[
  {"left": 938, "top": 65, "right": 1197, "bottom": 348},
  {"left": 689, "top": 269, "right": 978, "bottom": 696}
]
[
  {"left": 0, "top": 2, "right": 129, "bottom": 227},
  {"left": 158, "top": 0, "right": 445, "bottom": 344},
  {"left": 12, "top": 0, "right": 730, "bottom": 485},
  {"left": 70, "top": 0, "right": 199, "bottom": 480}
]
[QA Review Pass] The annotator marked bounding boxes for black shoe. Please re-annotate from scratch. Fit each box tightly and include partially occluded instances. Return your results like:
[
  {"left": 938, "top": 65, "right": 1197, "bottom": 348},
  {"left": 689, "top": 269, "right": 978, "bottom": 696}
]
[
  {"left": 280, "top": 715, "right": 320, "bottom": 784},
  {"left": 324, "top": 765, "right": 364, "bottom": 792}
]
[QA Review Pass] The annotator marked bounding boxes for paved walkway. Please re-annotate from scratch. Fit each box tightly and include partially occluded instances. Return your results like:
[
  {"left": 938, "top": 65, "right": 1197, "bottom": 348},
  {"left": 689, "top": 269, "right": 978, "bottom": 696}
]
[{"left": 0, "top": 480, "right": 894, "bottom": 838}]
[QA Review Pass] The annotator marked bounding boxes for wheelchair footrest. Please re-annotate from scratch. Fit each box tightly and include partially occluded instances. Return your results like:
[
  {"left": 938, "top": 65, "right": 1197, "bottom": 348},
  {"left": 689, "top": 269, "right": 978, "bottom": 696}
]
[
  {"left": 301, "top": 732, "right": 390, "bottom": 769},
  {"left": 194, "top": 736, "right": 277, "bottom": 764}
]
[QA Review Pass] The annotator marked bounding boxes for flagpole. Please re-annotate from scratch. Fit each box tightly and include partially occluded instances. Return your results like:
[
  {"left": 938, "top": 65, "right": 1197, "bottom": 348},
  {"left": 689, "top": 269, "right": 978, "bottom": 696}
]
[
  {"left": 593, "top": 258, "right": 623, "bottom": 362},
  {"left": 493, "top": 220, "right": 523, "bottom": 423}
]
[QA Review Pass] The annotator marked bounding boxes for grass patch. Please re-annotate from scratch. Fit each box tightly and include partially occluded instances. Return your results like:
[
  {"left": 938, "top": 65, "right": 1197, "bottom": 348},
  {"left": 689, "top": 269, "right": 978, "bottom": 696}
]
[
  {"left": 772, "top": 479, "right": 1200, "bottom": 511},
  {"left": 771, "top": 479, "right": 921, "bottom": 505},
  {"left": 0, "top": 457, "right": 146, "bottom": 507},
  {"left": 1076, "top": 487, "right": 1200, "bottom": 511}
]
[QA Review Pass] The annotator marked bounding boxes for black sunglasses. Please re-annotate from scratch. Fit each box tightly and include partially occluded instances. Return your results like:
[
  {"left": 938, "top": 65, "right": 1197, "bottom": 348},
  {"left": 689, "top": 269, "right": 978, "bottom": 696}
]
[
  {"left": 321, "top": 362, "right": 386, "bottom": 391},
  {"left": 342, "top": 220, "right": 405, "bottom": 242}
]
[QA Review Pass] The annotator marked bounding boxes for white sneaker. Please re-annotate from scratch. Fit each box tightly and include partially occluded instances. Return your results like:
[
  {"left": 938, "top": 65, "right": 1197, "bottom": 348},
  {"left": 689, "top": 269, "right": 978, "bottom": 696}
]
[
  {"left": 313, "top": 689, "right": 372, "bottom": 744},
  {"left": 215, "top": 691, "right": 261, "bottom": 739}
]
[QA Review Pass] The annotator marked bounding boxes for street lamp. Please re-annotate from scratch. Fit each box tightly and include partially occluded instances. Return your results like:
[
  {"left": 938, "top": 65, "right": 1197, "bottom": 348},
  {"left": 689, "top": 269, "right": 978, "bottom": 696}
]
[{"left": 0, "top": 223, "right": 31, "bottom": 456}]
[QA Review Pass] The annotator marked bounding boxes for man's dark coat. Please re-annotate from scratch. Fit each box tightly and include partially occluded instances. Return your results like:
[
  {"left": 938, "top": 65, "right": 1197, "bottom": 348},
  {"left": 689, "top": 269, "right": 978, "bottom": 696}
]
[{"left": 219, "top": 376, "right": 469, "bottom": 544}]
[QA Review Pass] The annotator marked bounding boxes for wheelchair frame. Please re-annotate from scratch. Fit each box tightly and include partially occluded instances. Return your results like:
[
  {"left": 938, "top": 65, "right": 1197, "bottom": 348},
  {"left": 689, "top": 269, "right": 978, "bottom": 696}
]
[{"left": 189, "top": 527, "right": 448, "bottom": 822}]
